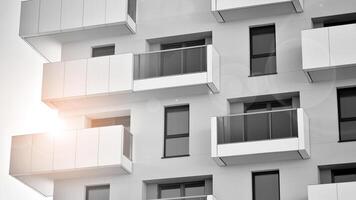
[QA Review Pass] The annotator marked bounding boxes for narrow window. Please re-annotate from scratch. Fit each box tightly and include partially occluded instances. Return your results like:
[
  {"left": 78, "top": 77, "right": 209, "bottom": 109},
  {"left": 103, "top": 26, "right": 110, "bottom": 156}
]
[
  {"left": 86, "top": 185, "right": 110, "bottom": 200},
  {"left": 92, "top": 45, "right": 115, "bottom": 57},
  {"left": 332, "top": 168, "right": 356, "bottom": 183},
  {"left": 164, "top": 105, "right": 189, "bottom": 158},
  {"left": 337, "top": 87, "right": 356, "bottom": 142},
  {"left": 253, "top": 171, "right": 280, "bottom": 200},
  {"left": 312, "top": 13, "right": 356, "bottom": 28},
  {"left": 250, "top": 25, "right": 276, "bottom": 76}
]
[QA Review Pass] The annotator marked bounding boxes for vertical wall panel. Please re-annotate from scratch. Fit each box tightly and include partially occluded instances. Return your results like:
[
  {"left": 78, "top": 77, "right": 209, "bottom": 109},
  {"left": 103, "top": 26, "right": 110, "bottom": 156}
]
[
  {"left": 86, "top": 56, "right": 110, "bottom": 95},
  {"left": 42, "top": 62, "right": 64, "bottom": 100},
  {"left": 10, "top": 135, "right": 33, "bottom": 174},
  {"left": 63, "top": 59, "right": 87, "bottom": 97},
  {"left": 39, "top": 0, "right": 62, "bottom": 33},
  {"left": 53, "top": 131, "right": 77, "bottom": 170},
  {"left": 329, "top": 24, "right": 356, "bottom": 67},
  {"left": 109, "top": 54, "right": 134, "bottom": 92},
  {"left": 19, "top": 0, "right": 40, "bottom": 36},
  {"left": 31, "top": 134, "right": 54, "bottom": 172},
  {"left": 106, "top": 0, "right": 126, "bottom": 24},
  {"left": 76, "top": 128, "right": 99, "bottom": 168},
  {"left": 98, "top": 126, "right": 123, "bottom": 166},
  {"left": 61, "top": 0, "right": 84, "bottom": 30},
  {"left": 83, "top": 0, "right": 106, "bottom": 27}
]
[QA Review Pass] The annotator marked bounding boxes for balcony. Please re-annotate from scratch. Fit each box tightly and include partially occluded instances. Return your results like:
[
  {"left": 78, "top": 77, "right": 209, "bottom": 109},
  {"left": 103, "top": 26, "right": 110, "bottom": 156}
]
[
  {"left": 211, "top": 108, "right": 310, "bottom": 166},
  {"left": 302, "top": 23, "right": 356, "bottom": 82},
  {"left": 151, "top": 195, "right": 216, "bottom": 200},
  {"left": 42, "top": 53, "right": 134, "bottom": 108},
  {"left": 133, "top": 45, "right": 220, "bottom": 93},
  {"left": 9, "top": 125, "right": 133, "bottom": 197},
  {"left": 211, "top": 0, "right": 303, "bottom": 22},
  {"left": 19, "top": 0, "right": 137, "bottom": 62},
  {"left": 308, "top": 182, "right": 356, "bottom": 200},
  {"left": 42, "top": 45, "right": 220, "bottom": 108}
]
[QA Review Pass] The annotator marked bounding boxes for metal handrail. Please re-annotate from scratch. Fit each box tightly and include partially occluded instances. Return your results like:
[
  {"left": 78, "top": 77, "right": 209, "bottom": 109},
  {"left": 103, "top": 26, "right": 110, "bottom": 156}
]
[
  {"left": 149, "top": 195, "right": 211, "bottom": 200},
  {"left": 215, "top": 108, "right": 298, "bottom": 118},
  {"left": 135, "top": 44, "right": 209, "bottom": 56}
]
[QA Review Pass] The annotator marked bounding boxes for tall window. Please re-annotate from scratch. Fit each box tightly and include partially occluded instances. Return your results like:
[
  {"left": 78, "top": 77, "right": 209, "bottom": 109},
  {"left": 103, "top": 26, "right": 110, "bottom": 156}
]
[
  {"left": 158, "top": 181, "right": 206, "bottom": 199},
  {"left": 253, "top": 171, "right": 280, "bottom": 200},
  {"left": 164, "top": 105, "right": 189, "bottom": 158},
  {"left": 92, "top": 45, "right": 115, "bottom": 57},
  {"left": 86, "top": 185, "right": 110, "bottom": 200},
  {"left": 337, "top": 87, "right": 356, "bottom": 142},
  {"left": 250, "top": 25, "right": 276, "bottom": 76}
]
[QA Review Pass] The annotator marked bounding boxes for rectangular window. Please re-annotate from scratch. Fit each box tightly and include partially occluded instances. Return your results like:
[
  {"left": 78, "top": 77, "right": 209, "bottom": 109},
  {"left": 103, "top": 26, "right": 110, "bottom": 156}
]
[
  {"left": 253, "top": 171, "right": 280, "bottom": 200},
  {"left": 164, "top": 105, "right": 189, "bottom": 158},
  {"left": 250, "top": 25, "right": 276, "bottom": 76},
  {"left": 158, "top": 181, "right": 206, "bottom": 199},
  {"left": 86, "top": 185, "right": 110, "bottom": 200},
  {"left": 332, "top": 168, "right": 356, "bottom": 183},
  {"left": 337, "top": 87, "right": 356, "bottom": 142},
  {"left": 313, "top": 13, "right": 356, "bottom": 28},
  {"left": 92, "top": 45, "right": 115, "bottom": 57}
]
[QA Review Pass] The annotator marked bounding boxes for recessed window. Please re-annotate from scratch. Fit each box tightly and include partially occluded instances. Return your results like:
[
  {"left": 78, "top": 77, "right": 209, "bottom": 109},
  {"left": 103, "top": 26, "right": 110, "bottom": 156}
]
[
  {"left": 164, "top": 105, "right": 189, "bottom": 158},
  {"left": 253, "top": 171, "right": 280, "bottom": 200},
  {"left": 337, "top": 87, "right": 356, "bottom": 142},
  {"left": 250, "top": 25, "right": 276, "bottom": 77},
  {"left": 92, "top": 45, "right": 115, "bottom": 57},
  {"left": 332, "top": 168, "right": 356, "bottom": 183},
  {"left": 313, "top": 13, "right": 356, "bottom": 28},
  {"left": 158, "top": 181, "right": 206, "bottom": 199},
  {"left": 86, "top": 185, "right": 110, "bottom": 200}
]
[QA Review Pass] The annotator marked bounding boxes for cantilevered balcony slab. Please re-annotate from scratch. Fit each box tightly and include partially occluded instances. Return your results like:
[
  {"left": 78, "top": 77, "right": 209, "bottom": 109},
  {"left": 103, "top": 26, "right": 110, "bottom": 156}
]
[
  {"left": 211, "top": 108, "right": 310, "bottom": 166},
  {"left": 308, "top": 181, "right": 356, "bottom": 200},
  {"left": 302, "top": 23, "right": 356, "bottom": 82},
  {"left": 9, "top": 125, "right": 133, "bottom": 197},
  {"left": 133, "top": 45, "right": 220, "bottom": 93},
  {"left": 42, "top": 45, "right": 220, "bottom": 109},
  {"left": 20, "top": 0, "right": 136, "bottom": 62},
  {"left": 211, "top": 0, "right": 303, "bottom": 22}
]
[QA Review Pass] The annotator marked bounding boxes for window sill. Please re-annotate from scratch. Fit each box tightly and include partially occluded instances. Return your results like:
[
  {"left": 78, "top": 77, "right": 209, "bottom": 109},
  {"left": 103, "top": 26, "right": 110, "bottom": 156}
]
[
  {"left": 161, "top": 155, "right": 190, "bottom": 159},
  {"left": 248, "top": 72, "right": 277, "bottom": 77}
]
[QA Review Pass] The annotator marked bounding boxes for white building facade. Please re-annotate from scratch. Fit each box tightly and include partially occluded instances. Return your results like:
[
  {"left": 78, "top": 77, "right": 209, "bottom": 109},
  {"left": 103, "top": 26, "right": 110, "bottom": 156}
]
[{"left": 9, "top": 0, "right": 356, "bottom": 200}]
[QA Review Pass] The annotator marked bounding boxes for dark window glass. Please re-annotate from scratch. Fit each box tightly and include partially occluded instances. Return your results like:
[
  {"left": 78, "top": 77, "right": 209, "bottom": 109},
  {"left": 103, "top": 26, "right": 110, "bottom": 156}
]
[
  {"left": 332, "top": 168, "right": 356, "bottom": 183},
  {"left": 250, "top": 25, "right": 276, "bottom": 76},
  {"left": 159, "top": 181, "right": 206, "bottom": 199},
  {"left": 164, "top": 105, "right": 189, "bottom": 158},
  {"left": 86, "top": 185, "right": 110, "bottom": 200},
  {"left": 337, "top": 87, "right": 356, "bottom": 142},
  {"left": 92, "top": 45, "right": 115, "bottom": 57},
  {"left": 253, "top": 171, "right": 280, "bottom": 200},
  {"left": 128, "top": 0, "right": 137, "bottom": 22}
]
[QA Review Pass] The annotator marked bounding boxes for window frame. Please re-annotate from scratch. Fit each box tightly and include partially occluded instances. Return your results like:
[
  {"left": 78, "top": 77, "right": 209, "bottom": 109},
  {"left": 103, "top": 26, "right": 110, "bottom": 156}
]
[
  {"left": 337, "top": 87, "right": 356, "bottom": 142},
  {"left": 85, "top": 184, "right": 110, "bottom": 200},
  {"left": 163, "top": 105, "right": 190, "bottom": 158},
  {"left": 252, "top": 170, "right": 280, "bottom": 200},
  {"left": 158, "top": 181, "right": 206, "bottom": 199},
  {"left": 91, "top": 44, "right": 115, "bottom": 58},
  {"left": 249, "top": 24, "right": 277, "bottom": 77}
]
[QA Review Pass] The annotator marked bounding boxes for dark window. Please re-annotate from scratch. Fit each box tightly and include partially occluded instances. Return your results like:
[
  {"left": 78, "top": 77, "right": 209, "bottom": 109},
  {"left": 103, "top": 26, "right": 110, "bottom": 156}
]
[
  {"left": 243, "top": 99, "right": 298, "bottom": 141},
  {"left": 158, "top": 181, "right": 206, "bottom": 199},
  {"left": 164, "top": 105, "right": 189, "bottom": 158},
  {"left": 337, "top": 87, "right": 356, "bottom": 142},
  {"left": 313, "top": 13, "right": 356, "bottom": 28},
  {"left": 332, "top": 168, "right": 356, "bottom": 183},
  {"left": 250, "top": 25, "right": 276, "bottom": 76},
  {"left": 86, "top": 185, "right": 110, "bottom": 200},
  {"left": 253, "top": 171, "right": 280, "bottom": 200},
  {"left": 92, "top": 45, "right": 115, "bottom": 57},
  {"left": 128, "top": 0, "right": 137, "bottom": 22}
]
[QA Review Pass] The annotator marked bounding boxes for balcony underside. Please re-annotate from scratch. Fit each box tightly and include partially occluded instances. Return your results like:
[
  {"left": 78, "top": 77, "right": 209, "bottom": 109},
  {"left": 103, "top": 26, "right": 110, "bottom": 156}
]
[
  {"left": 305, "top": 65, "right": 356, "bottom": 82},
  {"left": 212, "top": 0, "right": 303, "bottom": 22},
  {"left": 24, "top": 23, "right": 134, "bottom": 62}
]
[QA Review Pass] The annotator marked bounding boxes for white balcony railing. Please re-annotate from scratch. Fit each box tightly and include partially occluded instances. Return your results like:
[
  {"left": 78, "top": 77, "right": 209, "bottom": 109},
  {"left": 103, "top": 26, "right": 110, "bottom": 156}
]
[
  {"left": 308, "top": 182, "right": 356, "bottom": 200},
  {"left": 302, "top": 23, "right": 356, "bottom": 82},
  {"left": 211, "top": 108, "right": 310, "bottom": 166},
  {"left": 211, "top": 0, "right": 303, "bottom": 22},
  {"left": 9, "top": 125, "right": 133, "bottom": 197}
]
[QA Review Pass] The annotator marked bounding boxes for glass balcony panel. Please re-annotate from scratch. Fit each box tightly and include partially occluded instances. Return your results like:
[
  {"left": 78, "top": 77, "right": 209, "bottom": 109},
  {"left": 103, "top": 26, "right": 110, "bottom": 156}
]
[
  {"left": 217, "top": 109, "right": 298, "bottom": 144},
  {"left": 134, "top": 46, "right": 207, "bottom": 80},
  {"left": 123, "top": 128, "right": 133, "bottom": 160}
]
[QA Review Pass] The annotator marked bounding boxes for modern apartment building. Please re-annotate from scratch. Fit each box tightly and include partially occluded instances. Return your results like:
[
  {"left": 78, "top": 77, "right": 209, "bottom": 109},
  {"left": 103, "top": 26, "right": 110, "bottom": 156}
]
[{"left": 8, "top": 0, "right": 356, "bottom": 199}]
